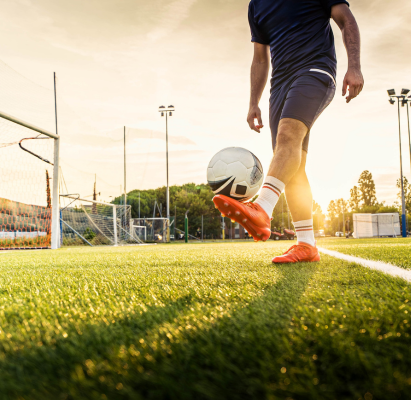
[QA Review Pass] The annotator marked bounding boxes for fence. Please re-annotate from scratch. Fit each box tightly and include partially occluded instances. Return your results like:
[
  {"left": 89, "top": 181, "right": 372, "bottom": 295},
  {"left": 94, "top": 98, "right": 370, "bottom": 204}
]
[{"left": 170, "top": 215, "right": 289, "bottom": 241}]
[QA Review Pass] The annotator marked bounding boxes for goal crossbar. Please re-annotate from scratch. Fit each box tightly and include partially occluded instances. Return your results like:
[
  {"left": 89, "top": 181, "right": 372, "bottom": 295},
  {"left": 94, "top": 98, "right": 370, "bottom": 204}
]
[
  {"left": 61, "top": 194, "right": 113, "bottom": 206},
  {"left": 0, "top": 111, "right": 58, "bottom": 139}
]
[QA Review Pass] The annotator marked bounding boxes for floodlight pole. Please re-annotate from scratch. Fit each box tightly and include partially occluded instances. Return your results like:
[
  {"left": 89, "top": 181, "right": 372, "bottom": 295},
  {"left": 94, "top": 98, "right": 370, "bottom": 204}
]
[
  {"left": 124, "top": 126, "right": 127, "bottom": 231},
  {"left": 159, "top": 105, "right": 175, "bottom": 242},
  {"left": 397, "top": 99, "right": 407, "bottom": 237},
  {"left": 388, "top": 91, "right": 407, "bottom": 237},
  {"left": 406, "top": 99, "right": 411, "bottom": 234},
  {"left": 166, "top": 112, "right": 169, "bottom": 225},
  {"left": 343, "top": 208, "right": 345, "bottom": 236},
  {"left": 185, "top": 209, "right": 189, "bottom": 243},
  {"left": 406, "top": 100, "right": 411, "bottom": 175}
]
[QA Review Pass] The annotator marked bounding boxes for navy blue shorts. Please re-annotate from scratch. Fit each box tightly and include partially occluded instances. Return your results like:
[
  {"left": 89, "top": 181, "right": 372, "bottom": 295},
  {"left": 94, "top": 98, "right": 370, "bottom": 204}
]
[{"left": 269, "top": 70, "right": 336, "bottom": 152}]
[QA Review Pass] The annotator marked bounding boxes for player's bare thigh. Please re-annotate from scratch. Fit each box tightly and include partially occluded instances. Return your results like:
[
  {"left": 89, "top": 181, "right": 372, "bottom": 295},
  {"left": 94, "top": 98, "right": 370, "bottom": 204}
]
[{"left": 275, "top": 118, "right": 308, "bottom": 150}]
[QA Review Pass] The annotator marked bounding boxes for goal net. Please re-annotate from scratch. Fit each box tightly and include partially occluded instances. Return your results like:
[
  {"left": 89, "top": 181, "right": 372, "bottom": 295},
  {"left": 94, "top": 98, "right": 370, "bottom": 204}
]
[
  {"left": 0, "top": 113, "right": 59, "bottom": 250},
  {"left": 60, "top": 195, "right": 143, "bottom": 246},
  {"left": 353, "top": 213, "right": 401, "bottom": 239}
]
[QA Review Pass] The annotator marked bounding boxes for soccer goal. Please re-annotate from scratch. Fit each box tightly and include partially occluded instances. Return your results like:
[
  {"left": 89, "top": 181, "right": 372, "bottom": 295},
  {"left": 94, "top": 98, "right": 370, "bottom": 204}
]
[
  {"left": 353, "top": 213, "right": 401, "bottom": 239},
  {"left": 131, "top": 218, "right": 170, "bottom": 242},
  {"left": 0, "top": 111, "right": 60, "bottom": 250},
  {"left": 60, "top": 195, "right": 144, "bottom": 246}
]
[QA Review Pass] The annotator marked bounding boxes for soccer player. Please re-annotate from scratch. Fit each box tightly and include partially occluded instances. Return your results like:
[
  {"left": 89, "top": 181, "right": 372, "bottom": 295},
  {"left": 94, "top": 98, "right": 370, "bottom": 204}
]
[{"left": 213, "top": 1, "right": 363, "bottom": 263}]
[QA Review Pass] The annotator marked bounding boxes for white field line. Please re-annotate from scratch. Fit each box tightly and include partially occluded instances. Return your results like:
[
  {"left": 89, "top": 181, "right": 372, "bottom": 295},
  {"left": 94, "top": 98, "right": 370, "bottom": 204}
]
[{"left": 318, "top": 247, "right": 411, "bottom": 283}]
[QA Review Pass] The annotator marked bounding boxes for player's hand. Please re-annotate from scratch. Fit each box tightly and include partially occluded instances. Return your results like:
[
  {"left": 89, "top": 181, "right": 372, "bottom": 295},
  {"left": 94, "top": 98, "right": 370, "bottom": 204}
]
[
  {"left": 342, "top": 67, "right": 364, "bottom": 103},
  {"left": 247, "top": 106, "right": 264, "bottom": 133}
]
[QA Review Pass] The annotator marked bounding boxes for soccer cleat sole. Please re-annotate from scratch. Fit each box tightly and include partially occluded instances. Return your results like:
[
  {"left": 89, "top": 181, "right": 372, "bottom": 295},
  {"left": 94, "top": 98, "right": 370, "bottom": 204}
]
[{"left": 213, "top": 197, "right": 271, "bottom": 242}]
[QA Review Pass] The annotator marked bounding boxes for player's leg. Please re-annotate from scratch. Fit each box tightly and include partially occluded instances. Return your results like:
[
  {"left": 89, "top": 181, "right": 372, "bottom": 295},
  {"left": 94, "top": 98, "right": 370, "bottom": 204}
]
[
  {"left": 284, "top": 151, "right": 311, "bottom": 221},
  {"left": 266, "top": 118, "right": 308, "bottom": 184},
  {"left": 250, "top": 117, "right": 307, "bottom": 223},
  {"left": 272, "top": 73, "right": 335, "bottom": 263},
  {"left": 214, "top": 72, "right": 334, "bottom": 244},
  {"left": 272, "top": 151, "right": 320, "bottom": 263},
  {"left": 213, "top": 118, "right": 307, "bottom": 242},
  {"left": 284, "top": 151, "right": 316, "bottom": 247}
]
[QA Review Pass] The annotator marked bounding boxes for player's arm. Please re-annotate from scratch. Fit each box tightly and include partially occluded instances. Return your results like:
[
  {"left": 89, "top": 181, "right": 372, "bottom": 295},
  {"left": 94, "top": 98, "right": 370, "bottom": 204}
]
[
  {"left": 331, "top": 3, "right": 364, "bottom": 103},
  {"left": 247, "top": 43, "right": 270, "bottom": 133}
]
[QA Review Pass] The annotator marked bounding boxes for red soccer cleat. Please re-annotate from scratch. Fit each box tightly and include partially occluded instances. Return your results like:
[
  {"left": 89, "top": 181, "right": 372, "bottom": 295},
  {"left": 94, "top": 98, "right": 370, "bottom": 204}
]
[
  {"left": 272, "top": 243, "right": 320, "bottom": 263},
  {"left": 213, "top": 195, "right": 271, "bottom": 242}
]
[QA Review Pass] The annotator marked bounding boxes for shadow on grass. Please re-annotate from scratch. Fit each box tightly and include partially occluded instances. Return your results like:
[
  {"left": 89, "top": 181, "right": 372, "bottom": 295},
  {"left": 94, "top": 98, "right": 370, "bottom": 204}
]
[
  {"left": 0, "top": 294, "right": 199, "bottom": 399},
  {"left": 0, "top": 262, "right": 318, "bottom": 400}
]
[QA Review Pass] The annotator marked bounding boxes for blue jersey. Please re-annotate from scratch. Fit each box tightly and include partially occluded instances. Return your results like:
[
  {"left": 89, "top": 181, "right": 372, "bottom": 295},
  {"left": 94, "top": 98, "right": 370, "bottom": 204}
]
[{"left": 248, "top": 0, "right": 349, "bottom": 89}]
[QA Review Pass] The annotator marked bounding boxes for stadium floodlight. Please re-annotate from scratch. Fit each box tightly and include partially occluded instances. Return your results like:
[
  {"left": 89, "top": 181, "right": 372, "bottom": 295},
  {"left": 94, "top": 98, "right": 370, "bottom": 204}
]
[
  {"left": 168, "top": 106, "right": 174, "bottom": 116},
  {"left": 387, "top": 89, "right": 396, "bottom": 96},
  {"left": 389, "top": 99, "right": 395, "bottom": 105},
  {"left": 401, "top": 89, "right": 410, "bottom": 95}
]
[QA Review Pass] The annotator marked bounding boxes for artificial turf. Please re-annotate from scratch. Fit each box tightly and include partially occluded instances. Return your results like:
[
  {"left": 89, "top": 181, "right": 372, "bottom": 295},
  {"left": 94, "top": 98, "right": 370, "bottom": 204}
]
[
  {"left": 318, "top": 237, "right": 411, "bottom": 269},
  {"left": 0, "top": 242, "right": 411, "bottom": 400}
]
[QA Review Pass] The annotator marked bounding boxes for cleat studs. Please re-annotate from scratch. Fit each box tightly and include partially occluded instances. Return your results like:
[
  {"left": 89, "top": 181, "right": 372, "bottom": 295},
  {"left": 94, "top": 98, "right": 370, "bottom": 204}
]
[
  {"left": 227, "top": 211, "right": 231, "bottom": 216},
  {"left": 235, "top": 211, "right": 240, "bottom": 216},
  {"left": 254, "top": 239, "right": 258, "bottom": 242},
  {"left": 224, "top": 203, "right": 229, "bottom": 207},
  {"left": 243, "top": 219, "right": 247, "bottom": 223},
  {"left": 222, "top": 214, "right": 226, "bottom": 218},
  {"left": 231, "top": 220, "right": 235, "bottom": 223},
  {"left": 257, "top": 234, "right": 262, "bottom": 237}
]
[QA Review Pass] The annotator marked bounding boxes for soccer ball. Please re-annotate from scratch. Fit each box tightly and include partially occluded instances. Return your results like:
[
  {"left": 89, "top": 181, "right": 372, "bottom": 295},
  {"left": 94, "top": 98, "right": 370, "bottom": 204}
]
[{"left": 207, "top": 147, "right": 264, "bottom": 202}]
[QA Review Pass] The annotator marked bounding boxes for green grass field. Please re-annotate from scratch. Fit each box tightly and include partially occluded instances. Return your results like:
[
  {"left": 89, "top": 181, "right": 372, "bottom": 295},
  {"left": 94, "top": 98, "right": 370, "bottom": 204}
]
[
  {"left": 319, "top": 237, "right": 411, "bottom": 269},
  {"left": 0, "top": 241, "right": 411, "bottom": 400}
]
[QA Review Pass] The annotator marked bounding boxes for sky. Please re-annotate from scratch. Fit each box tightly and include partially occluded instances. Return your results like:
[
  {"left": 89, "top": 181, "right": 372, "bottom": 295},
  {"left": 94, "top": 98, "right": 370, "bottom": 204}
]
[{"left": 0, "top": 0, "right": 410, "bottom": 212}]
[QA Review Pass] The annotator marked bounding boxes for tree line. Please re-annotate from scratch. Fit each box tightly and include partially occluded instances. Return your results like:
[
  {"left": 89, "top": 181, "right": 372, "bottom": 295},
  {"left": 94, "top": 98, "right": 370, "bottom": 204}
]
[
  {"left": 323, "top": 171, "right": 411, "bottom": 234},
  {"left": 112, "top": 170, "right": 411, "bottom": 238},
  {"left": 112, "top": 183, "right": 222, "bottom": 238}
]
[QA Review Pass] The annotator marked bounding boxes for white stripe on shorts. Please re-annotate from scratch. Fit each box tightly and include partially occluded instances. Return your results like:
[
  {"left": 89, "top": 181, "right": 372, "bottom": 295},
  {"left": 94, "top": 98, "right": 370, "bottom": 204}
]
[{"left": 309, "top": 68, "right": 336, "bottom": 86}]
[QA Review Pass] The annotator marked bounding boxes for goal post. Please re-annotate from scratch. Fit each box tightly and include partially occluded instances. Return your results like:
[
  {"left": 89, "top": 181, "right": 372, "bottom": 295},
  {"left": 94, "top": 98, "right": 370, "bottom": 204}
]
[
  {"left": 0, "top": 111, "right": 60, "bottom": 250},
  {"left": 51, "top": 130, "right": 60, "bottom": 249}
]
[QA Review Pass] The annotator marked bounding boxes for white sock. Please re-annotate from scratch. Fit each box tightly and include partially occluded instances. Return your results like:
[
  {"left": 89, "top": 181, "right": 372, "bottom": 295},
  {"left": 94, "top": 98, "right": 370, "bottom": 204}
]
[
  {"left": 293, "top": 219, "right": 315, "bottom": 247},
  {"left": 254, "top": 176, "right": 285, "bottom": 217}
]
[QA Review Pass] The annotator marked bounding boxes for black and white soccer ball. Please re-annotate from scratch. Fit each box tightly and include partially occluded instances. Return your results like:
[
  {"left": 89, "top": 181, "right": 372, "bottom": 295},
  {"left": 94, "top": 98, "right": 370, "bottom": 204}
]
[{"left": 207, "top": 147, "right": 264, "bottom": 202}]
